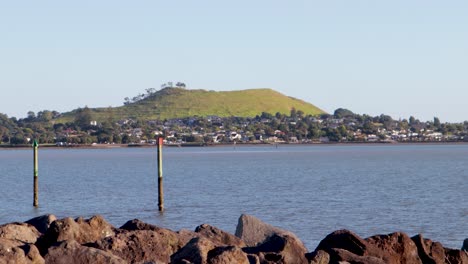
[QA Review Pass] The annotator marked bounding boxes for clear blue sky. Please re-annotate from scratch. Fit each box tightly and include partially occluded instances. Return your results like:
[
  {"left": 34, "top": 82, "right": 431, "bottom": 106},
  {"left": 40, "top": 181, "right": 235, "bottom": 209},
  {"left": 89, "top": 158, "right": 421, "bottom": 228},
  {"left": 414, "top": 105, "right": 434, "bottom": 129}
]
[{"left": 1, "top": 1, "right": 467, "bottom": 122}]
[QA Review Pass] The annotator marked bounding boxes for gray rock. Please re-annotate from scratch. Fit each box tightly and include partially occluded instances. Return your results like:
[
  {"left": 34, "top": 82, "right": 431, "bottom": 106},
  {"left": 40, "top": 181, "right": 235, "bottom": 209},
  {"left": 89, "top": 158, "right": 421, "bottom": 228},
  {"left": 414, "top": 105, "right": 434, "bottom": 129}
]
[{"left": 236, "top": 215, "right": 308, "bottom": 264}]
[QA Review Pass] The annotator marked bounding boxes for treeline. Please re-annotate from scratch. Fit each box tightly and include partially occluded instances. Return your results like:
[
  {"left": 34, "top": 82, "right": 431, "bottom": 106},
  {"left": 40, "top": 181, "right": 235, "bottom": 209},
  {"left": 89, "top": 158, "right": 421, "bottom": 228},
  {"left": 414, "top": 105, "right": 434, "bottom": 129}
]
[{"left": 1, "top": 107, "right": 467, "bottom": 146}]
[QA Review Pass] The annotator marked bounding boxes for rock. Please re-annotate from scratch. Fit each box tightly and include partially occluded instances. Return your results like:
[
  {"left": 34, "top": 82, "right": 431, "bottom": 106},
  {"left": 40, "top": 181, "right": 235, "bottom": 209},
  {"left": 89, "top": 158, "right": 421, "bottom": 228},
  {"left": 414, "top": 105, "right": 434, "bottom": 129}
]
[
  {"left": 95, "top": 229, "right": 183, "bottom": 264},
  {"left": 120, "top": 218, "right": 164, "bottom": 232},
  {"left": 444, "top": 248, "right": 468, "bottom": 264},
  {"left": 243, "top": 233, "right": 309, "bottom": 264},
  {"left": 37, "top": 215, "right": 115, "bottom": 255},
  {"left": 0, "top": 240, "right": 45, "bottom": 264},
  {"left": 463, "top": 238, "right": 468, "bottom": 251},
  {"left": 25, "top": 214, "right": 57, "bottom": 234},
  {"left": 121, "top": 219, "right": 198, "bottom": 249},
  {"left": 411, "top": 234, "right": 445, "bottom": 264},
  {"left": 315, "top": 230, "right": 423, "bottom": 264},
  {"left": 195, "top": 224, "right": 245, "bottom": 247},
  {"left": 0, "top": 222, "right": 41, "bottom": 244},
  {"left": 365, "top": 232, "right": 422, "bottom": 264},
  {"left": 314, "top": 229, "right": 368, "bottom": 256},
  {"left": 305, "top": 249, "right": 330, "bottom": 264},
  {"left": 44, "top": 240, "right": 125, "bottom": 264},
  {"left": 206, "top": 246, "right": 250, "bottom": 264},
  {"left": 235, "top": 214, "right": 284, "bottom": 247},
  {"left": 329, "top": 248, "right": 386, "bottom": 264},
  {"left": 236, "top": 215, "right": 308, "bottom": 264},
  {"left": 171, "top": 237, "right": 219, "bottom": 264}
]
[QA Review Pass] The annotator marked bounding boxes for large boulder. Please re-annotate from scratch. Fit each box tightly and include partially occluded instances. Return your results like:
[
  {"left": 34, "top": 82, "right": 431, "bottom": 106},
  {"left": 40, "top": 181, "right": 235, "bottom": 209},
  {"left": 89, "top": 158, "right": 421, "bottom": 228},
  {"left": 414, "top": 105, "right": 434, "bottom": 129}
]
[
  {"left": 207, "top": 246, "right": 250, "bottom": 264},
  {"left": 444, "top": 248, "right": 468, "bottom": 264},
  {"left": 0, "top": 239, "right": 44, "bottom": 264},
  {"left": 195, "top": 224, "right": 245, "bottom": 247},
  {"left": 25, "top": 215, "right": 57, "bottom": 234},
  {"left": 411, "top": 234, "right": 446, "bottom": 264},
  {"left": 314, "top": 230, "right": 423, "bottom": 264},
  {"left": 305, "top": 250, "right": 330, "bottom": 264},
  {"left": 463, "top": 238, "right": 468, "bottom": 251},
  {"left": 37, "top": 215, "right": 115, "bottom": 255},
  {"left": 314, "top": 229, "right": 368, "bottom": 256},
  {"left": 235, "top": 214, "right": 285, "bottom": 247},
  {"left": 365, "top": 232, "right": 422, "bottom": 264},
  {"left": 236, "top": 215, "right": 308, "bottom": 264},
  {"left": 328, "top": 248, "right": 386, "bottom": 264},
  {"left": 44, "top": 240, "right": 125, "bottom": 264},
  {"left": 95, "top": 229, "right": 183, "bottom": 264},
  {"left": 0, "top": 222, "right": 41, "bottom": 244},
  {"left": 171, "top": 237, "right": 219, "bottom": 264},
  {"left": 120, "top": 218, "right": 164, "bottom": 232}
]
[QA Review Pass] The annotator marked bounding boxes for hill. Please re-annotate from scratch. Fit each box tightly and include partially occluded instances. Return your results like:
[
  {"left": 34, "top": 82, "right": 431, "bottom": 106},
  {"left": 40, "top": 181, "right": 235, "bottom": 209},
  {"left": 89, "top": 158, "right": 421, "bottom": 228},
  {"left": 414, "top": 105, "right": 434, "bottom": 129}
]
[{"left": 59, "top": 88, "right": 325, "bottom": 122}]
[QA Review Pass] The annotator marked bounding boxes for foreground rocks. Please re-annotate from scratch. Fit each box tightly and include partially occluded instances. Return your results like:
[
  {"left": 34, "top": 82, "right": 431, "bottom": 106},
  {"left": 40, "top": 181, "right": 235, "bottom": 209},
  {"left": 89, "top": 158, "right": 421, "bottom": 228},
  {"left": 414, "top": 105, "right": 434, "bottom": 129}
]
[{"left": 0, "top": 214, "right": 466, "bottom": 263}]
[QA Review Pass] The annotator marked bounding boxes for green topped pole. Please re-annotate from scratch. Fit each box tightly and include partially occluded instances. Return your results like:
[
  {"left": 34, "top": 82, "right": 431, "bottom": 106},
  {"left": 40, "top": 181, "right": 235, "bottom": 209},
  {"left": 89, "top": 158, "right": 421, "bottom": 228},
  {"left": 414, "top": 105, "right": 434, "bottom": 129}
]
[{"left": 33, "top": 140, "right": 39, "bottom": 207}]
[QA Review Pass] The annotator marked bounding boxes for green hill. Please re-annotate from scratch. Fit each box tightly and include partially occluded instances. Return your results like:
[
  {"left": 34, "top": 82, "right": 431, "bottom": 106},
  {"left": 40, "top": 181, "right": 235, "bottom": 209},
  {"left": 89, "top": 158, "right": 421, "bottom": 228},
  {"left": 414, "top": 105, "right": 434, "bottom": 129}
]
[{"left": 59, "top": 88, "right": 325, "bottom": 122}]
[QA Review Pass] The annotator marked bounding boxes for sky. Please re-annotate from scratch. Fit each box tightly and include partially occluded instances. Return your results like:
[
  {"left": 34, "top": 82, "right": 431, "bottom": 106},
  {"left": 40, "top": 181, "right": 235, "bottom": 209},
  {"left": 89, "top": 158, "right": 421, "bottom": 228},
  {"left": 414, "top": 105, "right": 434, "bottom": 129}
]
[{"left": 1, "top": 1, "right": 467, "bottom": 122}]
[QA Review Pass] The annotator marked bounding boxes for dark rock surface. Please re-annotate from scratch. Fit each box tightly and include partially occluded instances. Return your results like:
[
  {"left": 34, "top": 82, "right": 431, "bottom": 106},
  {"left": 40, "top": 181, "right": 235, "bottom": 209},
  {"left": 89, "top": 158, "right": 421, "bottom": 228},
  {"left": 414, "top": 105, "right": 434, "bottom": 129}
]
[
  {"left": 0, "top": 214, "right": 466, "bottom": 264},
  {"left": 25, "top": 214, "right": 57, "bottom": 234}
]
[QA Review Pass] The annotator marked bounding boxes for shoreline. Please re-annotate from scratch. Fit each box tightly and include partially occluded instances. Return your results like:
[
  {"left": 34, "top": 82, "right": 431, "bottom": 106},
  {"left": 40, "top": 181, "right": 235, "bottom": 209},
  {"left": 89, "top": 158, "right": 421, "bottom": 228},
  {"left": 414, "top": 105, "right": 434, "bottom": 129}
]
[
  {"left": 1, "top": 214, "right": 466, "bottom": 263},
  {"left": 1, "top": 141, "right": 468, "bottom": 150}
]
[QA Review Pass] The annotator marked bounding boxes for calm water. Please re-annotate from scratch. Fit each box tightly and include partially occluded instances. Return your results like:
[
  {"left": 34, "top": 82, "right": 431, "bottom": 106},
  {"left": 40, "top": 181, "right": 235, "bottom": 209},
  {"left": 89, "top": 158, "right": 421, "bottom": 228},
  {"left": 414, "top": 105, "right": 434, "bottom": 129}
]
[{"left": 0, "top": 145, "right": 466, "bottom": 250}]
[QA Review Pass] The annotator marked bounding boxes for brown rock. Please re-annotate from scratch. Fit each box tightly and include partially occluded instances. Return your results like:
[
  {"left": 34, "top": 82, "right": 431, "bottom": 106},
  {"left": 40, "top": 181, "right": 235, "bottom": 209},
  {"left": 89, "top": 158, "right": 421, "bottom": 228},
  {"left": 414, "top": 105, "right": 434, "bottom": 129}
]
[
  {"left": 25, "top": 215, "right": 57, "bottom": 234},
  {"left": 207, "top": 246, "right": 250, "bottom": 264},
  {"left": 120, "top": 218, "right": 164, "bottom": 232},
  {"left": 195, "top": 224, "right": 245, "bottom": 247},
  {"left": 314, "top": 229, "right": 368, "bottom": 256},
  {"left": 328, "top": 248, "right": 386, "bottom": 264},
  {"left": 365, "top": 232, "right": 422, "bottom": 264},
  {"left": 0, "top": 241, "right": 45, "bottom": 264},
  {"left": 306, "top": 249, "right": 330, "bottom": 264},
  {"left": 95, "top": 229, "right": 183, "bottom": 264},
  {"left": 171, "top": 237, "right": 219, "bottom": 264},
  {"left": 0, "top": 223, "right": 41, "bottom": 244},
  {"left": 121, "top": 219, "right": 198, "bottom": 249},
  {"left": 411, "top": 234, "right": 445, "bottom": 264},
  {"left": 37, "top": 215, "right": 115, "bottom": 255},
  {"left": 44, "top": 240, "right": 125, "bottom": 264},
  {"left": 444, "top": 248, "right": 468, "bottom": 264}
]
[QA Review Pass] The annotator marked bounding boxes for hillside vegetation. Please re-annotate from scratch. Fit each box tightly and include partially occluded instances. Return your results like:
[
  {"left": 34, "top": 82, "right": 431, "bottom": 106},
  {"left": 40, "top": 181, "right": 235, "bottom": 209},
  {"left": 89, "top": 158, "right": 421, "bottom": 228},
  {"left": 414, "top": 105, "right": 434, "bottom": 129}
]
[{"left": 59, "top": 88, "right": 325, "bottom": 122}]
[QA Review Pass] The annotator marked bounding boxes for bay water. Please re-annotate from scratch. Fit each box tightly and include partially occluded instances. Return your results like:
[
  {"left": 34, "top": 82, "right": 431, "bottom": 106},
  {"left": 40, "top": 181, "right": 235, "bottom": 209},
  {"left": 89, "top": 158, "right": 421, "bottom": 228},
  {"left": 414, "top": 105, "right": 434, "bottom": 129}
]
[{"left": 0, "top": 144, "right": 466, "bottom": 250}]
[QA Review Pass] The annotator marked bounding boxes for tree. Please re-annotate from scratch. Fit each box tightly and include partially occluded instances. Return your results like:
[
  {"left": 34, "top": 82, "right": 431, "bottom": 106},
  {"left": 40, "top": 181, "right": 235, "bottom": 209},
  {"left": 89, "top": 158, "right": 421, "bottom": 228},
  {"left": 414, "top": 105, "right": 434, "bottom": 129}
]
[
  {"left": 409, "top": 116, "right": 416, "bottom": 125},
  {"left": 27, "top": 111, "right": 36, "bottom": 120},
  {"left": 75, "top": 107, "right": 93, "bottom": 129},
  {"left": 434, "top": 117, "right": 441, "bottom": 129},
  {"left": 333, "top": 108, "right": 354, "bottom": 118},
  {"left": 290, "top": 108, "right": 297, "bottom": 119}
]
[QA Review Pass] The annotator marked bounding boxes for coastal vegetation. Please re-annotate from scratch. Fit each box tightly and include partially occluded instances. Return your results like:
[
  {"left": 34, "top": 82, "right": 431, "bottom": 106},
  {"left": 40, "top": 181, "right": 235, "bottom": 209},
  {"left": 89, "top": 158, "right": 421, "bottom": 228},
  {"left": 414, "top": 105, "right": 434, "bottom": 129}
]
[{"left": 1, "top": 87, "right": 467, "bottom": 146}]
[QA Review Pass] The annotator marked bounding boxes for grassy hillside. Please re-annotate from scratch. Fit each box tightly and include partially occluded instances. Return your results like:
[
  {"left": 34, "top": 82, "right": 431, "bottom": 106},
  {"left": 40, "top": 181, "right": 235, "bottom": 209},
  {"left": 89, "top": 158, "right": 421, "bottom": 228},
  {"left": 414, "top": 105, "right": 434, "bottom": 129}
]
[{"left": 59, "top": 88, "right": 325, "bottom": 122}]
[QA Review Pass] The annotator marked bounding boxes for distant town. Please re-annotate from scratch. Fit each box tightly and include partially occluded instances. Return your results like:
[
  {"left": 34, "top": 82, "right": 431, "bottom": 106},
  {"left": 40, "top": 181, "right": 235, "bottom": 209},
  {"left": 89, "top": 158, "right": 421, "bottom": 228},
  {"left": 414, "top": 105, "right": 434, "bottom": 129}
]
[{"left": 1, "top": 107, "right": 467, "bottom": 147}]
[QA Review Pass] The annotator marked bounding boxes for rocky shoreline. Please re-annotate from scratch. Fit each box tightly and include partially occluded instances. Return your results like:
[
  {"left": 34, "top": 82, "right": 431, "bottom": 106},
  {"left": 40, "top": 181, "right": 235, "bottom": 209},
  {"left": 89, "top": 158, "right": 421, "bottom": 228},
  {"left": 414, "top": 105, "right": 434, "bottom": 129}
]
[{"left": 0, "top": 214, "right": 466, "bottom": 264}]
